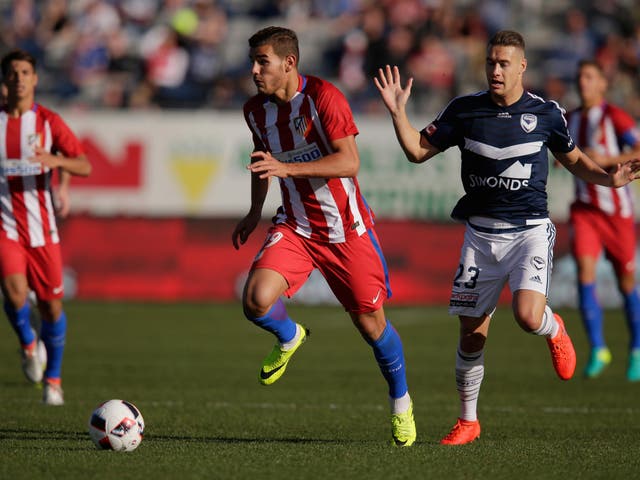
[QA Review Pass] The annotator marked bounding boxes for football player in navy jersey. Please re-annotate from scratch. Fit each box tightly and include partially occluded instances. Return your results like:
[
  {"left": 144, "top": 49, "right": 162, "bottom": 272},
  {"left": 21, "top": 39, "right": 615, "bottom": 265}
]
[{"left": 374, "top": 30, "right": 640, "bottom": 445}]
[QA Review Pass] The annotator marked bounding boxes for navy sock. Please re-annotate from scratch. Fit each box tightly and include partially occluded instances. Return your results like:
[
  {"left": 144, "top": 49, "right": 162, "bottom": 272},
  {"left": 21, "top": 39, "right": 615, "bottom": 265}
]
[
  {"left": 368, "top": 321, "right": 408, "bottom": 399},
  {"left": 623, "top": 289, "right": 640, "bottom": 350},
  {"left": 4, "top": 300, "right": 35, "bottom": 347},
  {"left": 41, "top": 311, "right": 66, "bottom": 379},
  {"left": 246, "top": 298, "right": 297, "bottom": 344},
  {"left": 578, "top": 283, "right": 605, "bottom": 348}
]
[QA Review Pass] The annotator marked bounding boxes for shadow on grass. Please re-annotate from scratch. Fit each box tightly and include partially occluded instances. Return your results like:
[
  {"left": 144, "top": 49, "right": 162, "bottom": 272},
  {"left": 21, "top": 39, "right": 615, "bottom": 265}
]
[
  {"left": 0, "top": 428, "right": 87, "bottom": 441},
  {"left": 0, "top": 428, "right": 368, "bottom": 446},
  {"left": 143, "top": 434, "right": 371, "bottom": 445}
]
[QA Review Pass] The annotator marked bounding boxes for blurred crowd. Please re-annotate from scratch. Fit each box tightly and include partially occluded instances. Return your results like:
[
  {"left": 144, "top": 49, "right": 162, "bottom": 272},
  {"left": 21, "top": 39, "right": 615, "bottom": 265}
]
[{"left": 1, "top": 0, "right": 639, "bottom": 117}]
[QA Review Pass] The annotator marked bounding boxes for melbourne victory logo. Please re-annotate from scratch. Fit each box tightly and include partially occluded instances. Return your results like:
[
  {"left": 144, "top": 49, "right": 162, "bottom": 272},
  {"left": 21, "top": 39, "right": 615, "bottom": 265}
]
[{"left": 520, "top": 114, "right": 537, "bottom": 133}]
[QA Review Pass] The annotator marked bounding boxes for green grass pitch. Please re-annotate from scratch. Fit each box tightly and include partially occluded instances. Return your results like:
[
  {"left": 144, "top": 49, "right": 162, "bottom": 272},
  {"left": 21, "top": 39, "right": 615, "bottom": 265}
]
[{"left": 1, "top": 301, "right": 639, "bottom": 479}]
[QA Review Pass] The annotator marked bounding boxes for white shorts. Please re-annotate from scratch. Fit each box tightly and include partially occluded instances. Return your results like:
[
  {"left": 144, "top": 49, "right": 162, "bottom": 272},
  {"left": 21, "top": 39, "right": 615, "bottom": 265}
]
[{"left": 448, "top": 220, "right": 556, "bottom": 317}]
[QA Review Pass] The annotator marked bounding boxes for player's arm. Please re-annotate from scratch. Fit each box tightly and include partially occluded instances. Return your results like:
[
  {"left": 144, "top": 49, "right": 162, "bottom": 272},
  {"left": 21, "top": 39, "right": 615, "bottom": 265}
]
[
  {"left": 30, "top": 114, "right": 91, "bottom": 176},
  {"left": 232, "top": 154, "right": 270, "bottom": 249},
  {"left": 374, "top": 65, "right": 441, "bottom": 163},
  {"left": 54, "top": 169, "right": 71, "bottom": 218},
  {"left": 31, "top": 147, "right": 91, "bottom": 176},
  {"left": 583, "top": 135, "right": 640, "bottom": 169},
  {"left": 554, "top": 146, "right": 640, "bottom": 187},
  {"left": 248, "top": 135, "right": 359, "bottom": 179}
]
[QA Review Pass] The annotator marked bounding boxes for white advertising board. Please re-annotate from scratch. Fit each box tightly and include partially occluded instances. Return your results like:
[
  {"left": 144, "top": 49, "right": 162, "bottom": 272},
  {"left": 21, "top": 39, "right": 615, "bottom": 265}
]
[{"left": 62, "top": 110, "right": 628, "bottom": 221}]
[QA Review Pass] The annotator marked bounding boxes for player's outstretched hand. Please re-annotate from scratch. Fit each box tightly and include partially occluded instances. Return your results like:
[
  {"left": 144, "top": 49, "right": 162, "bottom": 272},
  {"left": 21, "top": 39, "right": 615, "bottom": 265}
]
[
  {"left": 374, "top": 65, "right": 413, "bottom": 115},
  {"left": 248, "top": 151, "right": 289, "bottom": 179},
  {"left": 611, "top": 158, "right": 640, "bottom": 187},
  {"left": 232, "top": 211, "right": 261, "bottom": 250}
]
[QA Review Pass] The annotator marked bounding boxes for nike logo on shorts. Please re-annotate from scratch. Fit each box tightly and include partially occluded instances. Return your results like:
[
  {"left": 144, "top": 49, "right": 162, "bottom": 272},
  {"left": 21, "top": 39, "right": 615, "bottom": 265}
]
[{"left": 372, "top": 289, "right": 382, "bottom": 304}]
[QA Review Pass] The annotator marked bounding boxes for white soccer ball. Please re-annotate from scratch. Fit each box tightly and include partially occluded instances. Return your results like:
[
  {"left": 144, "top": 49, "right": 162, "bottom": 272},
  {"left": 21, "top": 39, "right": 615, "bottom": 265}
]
[{"left": 88, "top": 399, "right": 145, "bottom": 452}]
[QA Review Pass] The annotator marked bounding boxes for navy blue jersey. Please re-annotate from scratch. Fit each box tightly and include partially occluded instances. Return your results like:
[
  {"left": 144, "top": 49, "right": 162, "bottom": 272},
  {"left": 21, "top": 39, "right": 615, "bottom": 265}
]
[{"left": 421, "top": 91, "right": 575, "bottom": 223}]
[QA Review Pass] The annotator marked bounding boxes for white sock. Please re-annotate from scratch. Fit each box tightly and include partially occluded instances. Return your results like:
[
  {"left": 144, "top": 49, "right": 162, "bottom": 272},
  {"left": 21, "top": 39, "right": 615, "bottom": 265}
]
[
  {"left": 389, "top": 392, "right": 411, "bottom": 414},
  {"left": 280, "top": 324, "right": 301, "bottom": 350},
  {"left": 532, "top": 305, "right": 559, "bottom": 339},
  {"left": 456, "top": 348, "right": 484, "bottom": 421}
]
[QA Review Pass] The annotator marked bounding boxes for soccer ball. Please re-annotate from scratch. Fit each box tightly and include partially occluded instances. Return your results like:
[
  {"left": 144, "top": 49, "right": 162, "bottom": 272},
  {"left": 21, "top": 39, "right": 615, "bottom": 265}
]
[{"left": 88, "top": 399, "right": 145, "bottom": 452}]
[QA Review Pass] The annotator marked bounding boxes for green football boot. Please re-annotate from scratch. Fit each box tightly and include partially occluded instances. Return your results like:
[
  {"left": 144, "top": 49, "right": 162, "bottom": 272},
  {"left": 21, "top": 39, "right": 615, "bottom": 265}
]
[
  {"left": 584, "top": 346, "right": 611, "bottom": 379},
  {"left": 391, "top": 401, "right": 416, "bottom": 447},
  {"left": 259, "top": 325, "right": 308, "bottom": 386}
]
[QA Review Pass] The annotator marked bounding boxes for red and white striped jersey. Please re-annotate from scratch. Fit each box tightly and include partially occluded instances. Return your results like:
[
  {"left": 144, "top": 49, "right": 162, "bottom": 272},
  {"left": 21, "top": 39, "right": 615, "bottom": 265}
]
[
  {"left": 243, "top": 74, "right": 374, "bottom": 243},
  {"left": 0, "top": 104, "right": 84, "bottom": 246},
  {"left": 567, "top": 102, "right": 639, "bottom": 217}
]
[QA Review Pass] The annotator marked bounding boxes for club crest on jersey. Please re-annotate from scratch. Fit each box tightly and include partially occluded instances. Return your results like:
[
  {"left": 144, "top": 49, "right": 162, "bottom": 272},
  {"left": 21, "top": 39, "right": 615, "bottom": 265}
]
[
  {"left": 520, "top": 114, "right": 537, "bottom": 133},
  {"left": 293, "top": 115, "right": 309, "bottom": 136},
  {"left": 27, "top": 133, "right": 41, "bottom": 148}
]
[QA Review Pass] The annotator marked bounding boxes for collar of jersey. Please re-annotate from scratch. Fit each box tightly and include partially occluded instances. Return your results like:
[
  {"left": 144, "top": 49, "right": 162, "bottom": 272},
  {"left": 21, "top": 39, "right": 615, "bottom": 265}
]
[{"left": 297, "top": 74, "right": 307, "bottom": 92}]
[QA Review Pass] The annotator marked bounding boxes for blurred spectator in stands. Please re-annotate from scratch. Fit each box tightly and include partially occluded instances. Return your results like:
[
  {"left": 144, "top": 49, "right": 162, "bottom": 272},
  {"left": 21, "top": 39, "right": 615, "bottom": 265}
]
[
  {"left": 542, "top": 75, "right": 572, "bottom": 105},
  {"left": 0, "top": 0, "right": 636, "bottom": 114},
  {"left": 540, "top": 8, "right": 597, "bottom": 85},
  {"left": 587, "top": 0, "right": 636, "bottom": 43},
  {"left": 564, "top": 8, "right": 598, "bottom": 62},
  {"left": 477, "top": 0, "right": 509, "bottom": 35},
  {"left": 103, "top": 28, "right": 144, "bottom": 108},
  {"left": 186, "top": 0, "right": 228, "bottom": 107},
  {"left": 360, "top": 4, "right": 388, "bottom": 76},
  {"left": 385, "top": 0, "right": 428, "bottom": 30},
  {"left": 137, "top": 20, "right": 191, "bottom": 108},
  {"left": 1, "top": 0, "right": 40, "bottom": 57},
  {"left": 119, "top": 0, "right": 159, "bottom": 34},
  {"left": 379, "top": 25, "right": 414, "bottom": 76},
  {"left": 446, "top": 8, "right": 488, "bottom": 94},
  {"left": 338, "top": 29, "right": 369, "bottom": 107},
  {"left": 406, "top": 33, "right": 456, "bottom": 114},
  {"left": 68, "top": 26, "right": 110, "bottom": 106}
]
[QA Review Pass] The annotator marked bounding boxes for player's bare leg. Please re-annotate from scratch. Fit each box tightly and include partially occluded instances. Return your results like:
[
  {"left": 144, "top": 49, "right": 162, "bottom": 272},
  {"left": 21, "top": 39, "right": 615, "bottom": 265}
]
[{"left": 514, "top": 290, "right": 576, "bottom": 380}]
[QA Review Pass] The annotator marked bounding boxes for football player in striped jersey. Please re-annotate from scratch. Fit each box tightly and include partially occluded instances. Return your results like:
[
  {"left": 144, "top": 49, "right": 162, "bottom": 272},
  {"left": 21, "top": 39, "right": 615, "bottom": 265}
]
[
  {"left": 0, "top": 49, "right": 91, "bottom": 405},
  {"left": 567, "top": 59, "right": 640, "bottom": 381},
  {"left": 233, "top": 26, "right": 415, "bottom": 446}
]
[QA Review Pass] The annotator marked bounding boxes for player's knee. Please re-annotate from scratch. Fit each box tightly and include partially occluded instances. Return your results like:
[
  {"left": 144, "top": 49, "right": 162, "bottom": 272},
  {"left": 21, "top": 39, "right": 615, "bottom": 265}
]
[
  {"left": 242, "top": 269, "right": 287, "bottom": 320},
  {"left": 3, "top": 289, "right": 29, "bottom": 309},
  {"left": 351, "top": 311, "right": 386, "bottom": 342},
  {"left": 460, "top": 332, "right": 487, "bottom": 352},
  {"left": 618, "top": 274, "right": 636, "bottom": 295},
  {"left": 38, "top": 299, "right": 63, "bottom": 322},
  {"left": 242, "top": 288, "right": 274, "bottom": 319},
  {"left": 514, "top": 310, "right": 539, "bottom": 332}
]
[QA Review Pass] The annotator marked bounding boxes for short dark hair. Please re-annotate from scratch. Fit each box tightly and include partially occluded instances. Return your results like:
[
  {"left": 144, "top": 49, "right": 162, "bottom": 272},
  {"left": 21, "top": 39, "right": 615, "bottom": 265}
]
[
  {"left": 577, "top": 59, "right": 604, "bottom": 76},
  {"left": 249, "top": 26, "right": 299, "bottom": 63},
  {"left": 488, "top": 30, "right": 525, "bottom": 52},
  {"left": 1, "top": 49, "right": 36, "bottom": 77}
]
